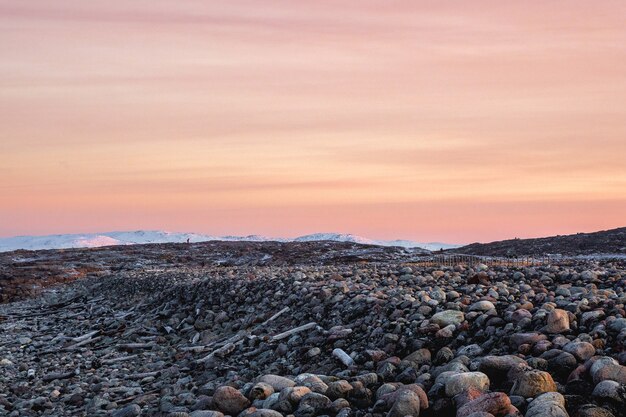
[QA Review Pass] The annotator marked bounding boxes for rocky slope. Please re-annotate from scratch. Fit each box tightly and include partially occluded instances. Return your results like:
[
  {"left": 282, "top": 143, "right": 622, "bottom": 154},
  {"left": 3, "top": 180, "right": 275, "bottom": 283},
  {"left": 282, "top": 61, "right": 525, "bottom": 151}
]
[
  {"left": 0, "top": 241, "right": 420, "bottom": 303},
  {"left": 1, "top": 248, "right": 625, "bottom": 417},
  {"left": 453, "top": 227, "right": 626, "bottom": 257}
]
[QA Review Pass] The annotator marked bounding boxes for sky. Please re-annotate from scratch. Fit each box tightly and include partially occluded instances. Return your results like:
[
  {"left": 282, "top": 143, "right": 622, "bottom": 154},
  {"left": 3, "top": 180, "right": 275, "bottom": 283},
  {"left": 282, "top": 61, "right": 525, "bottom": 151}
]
[{"left": 1, "top": 1, "right": 626, "bottom": 243}]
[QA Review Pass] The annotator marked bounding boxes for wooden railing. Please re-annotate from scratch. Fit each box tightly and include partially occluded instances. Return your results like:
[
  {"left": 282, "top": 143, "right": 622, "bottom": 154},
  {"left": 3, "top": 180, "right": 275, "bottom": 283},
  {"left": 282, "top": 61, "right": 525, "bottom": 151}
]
[{"left": 406, "top": 254, "right": 555, "bottom": 268}]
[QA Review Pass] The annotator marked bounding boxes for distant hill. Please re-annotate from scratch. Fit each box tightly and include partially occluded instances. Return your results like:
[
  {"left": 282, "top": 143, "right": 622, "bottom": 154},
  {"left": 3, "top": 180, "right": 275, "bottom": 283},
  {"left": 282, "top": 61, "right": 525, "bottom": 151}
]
[
  {"left": 0, "top": 230, "right": 459, "bottom": 253},
  {"left": 452, "top": 227, "right": 626, "bottom": 256},
  {"left": 293, "top": 233, "right": 459, "bottom": 251}
]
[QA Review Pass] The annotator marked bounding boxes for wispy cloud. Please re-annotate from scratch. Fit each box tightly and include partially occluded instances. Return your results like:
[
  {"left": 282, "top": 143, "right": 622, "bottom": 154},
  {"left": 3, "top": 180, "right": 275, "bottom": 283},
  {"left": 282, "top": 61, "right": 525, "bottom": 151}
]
[{"left": 1, "top": 1, "right": 625, "bottom": 240}]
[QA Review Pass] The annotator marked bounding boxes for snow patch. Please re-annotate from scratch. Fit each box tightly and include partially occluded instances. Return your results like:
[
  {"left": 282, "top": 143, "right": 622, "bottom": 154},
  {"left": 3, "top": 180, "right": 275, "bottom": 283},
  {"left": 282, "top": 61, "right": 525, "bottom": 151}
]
[{"left": 0, "top": 230, "right": 460, "bottom": 253}]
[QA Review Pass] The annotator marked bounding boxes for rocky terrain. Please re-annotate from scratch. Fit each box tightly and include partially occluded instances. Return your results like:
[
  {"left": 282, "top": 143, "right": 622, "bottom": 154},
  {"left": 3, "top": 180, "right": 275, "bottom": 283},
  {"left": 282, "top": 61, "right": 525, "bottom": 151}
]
[
  {"left": 1, "top": 243, "right": 626, "bottom": 417},
  {"left": 0, "top": 241, "right": 421, "bottom": 303},
  {"left": 454, "top": 227, "right": 626, "bottom": 257}
]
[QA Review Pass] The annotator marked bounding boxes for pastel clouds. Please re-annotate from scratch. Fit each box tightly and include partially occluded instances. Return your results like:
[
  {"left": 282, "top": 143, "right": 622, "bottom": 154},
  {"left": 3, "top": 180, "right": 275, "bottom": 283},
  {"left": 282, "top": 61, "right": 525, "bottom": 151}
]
[{"left": 1, "top": 1, "right": 625, "bottom": 242}]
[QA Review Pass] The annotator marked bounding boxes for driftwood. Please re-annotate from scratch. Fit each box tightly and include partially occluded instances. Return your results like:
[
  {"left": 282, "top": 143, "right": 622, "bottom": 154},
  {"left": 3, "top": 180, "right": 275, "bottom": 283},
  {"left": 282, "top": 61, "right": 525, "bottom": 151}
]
[
  {"left": 43, "top": 371, "right": 75, "bottom": 382},
  {"left": 64, "top": 336, "right": 103, "bottom": 351},
  {"left": 71, "top": 330, "right": 100, "bottom": 343},
  {"left": 101, "top": 355, "right": 138, "bottom": 365},
  {"left": 264, "top": 306, "right": 290, "bottom": 324},
  {"left": 179, "top": 345, "right": 209, "bottom": 353},
  {"left": 117, "top": 343, "right": 154, "bottom": 351},
  {"left": 7, "top": 296, "right": 106, "bottom": 319},
  {"left": 116, "top": 389, "right": 160, "bottom": 405},
  {"left": 192, "top": 307, "right": 317, "bottom": 363},
  {"left": 128, "top": 371, "right": 160, "bottom": 380},
  {"left": 271, "top": 322, "right": 317, "bottom": 341},
  {"left": 196, "top": 333, "right": 246, "bottom": 363},
  {"left": 179, "top": 307, "right": 290, "bottom": 354}
]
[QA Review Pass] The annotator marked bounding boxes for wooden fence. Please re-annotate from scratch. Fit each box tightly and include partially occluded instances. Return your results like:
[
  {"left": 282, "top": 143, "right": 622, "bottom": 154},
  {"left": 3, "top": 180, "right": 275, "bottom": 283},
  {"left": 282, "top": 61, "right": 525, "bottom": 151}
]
[{"left": 407, "top": 254, "right": 554, "bottom": 268}]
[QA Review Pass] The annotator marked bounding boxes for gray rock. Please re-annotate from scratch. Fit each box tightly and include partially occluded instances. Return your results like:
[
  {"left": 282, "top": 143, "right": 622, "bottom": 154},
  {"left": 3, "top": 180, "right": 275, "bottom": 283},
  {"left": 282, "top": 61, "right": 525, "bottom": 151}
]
[
  {"left": 525, "top": 392, "right": 568, "bottom": 417},
  {"left": 592, "top": 362, "right": 626, "bottom": 385},
  {"left": 258, "top": 375, "right": 296, "bottom": 391},
  {"left": 387, "top": 391, "right": 421, "bottom": 417},
  {"left": 294, "top": 392, "right": 332, "bottom": 417},
  {"left": 189, "top": 412, "right": 225, "bottom": 417},
  {"left": 431, "top": 310, "right": 464, "bottom": 327},
  {"left": 251, "top": 382, "right": 275, "bottom": 400},
  {"left": 577, "top": 405, "right": 616, "bottom": 417},
  {"left": 247, "top": 410, "right": 284, "bottom": 417},
  {"left": 563, "top": 341, "right": 595, "bottom": 361},
  {"left": 326, "top": 380, "right": 353, "bottom": 400},
  {"left": 445, "top": 372, "right": 490, "bottom": 397},
  {"left": 111, "top": 404, "right": 141, "bottom": 417},
  {"left": 592, "top": 380, "right": 626, "bottom": 402},
  {"left": 469, "top": 301, "right": 496, "bottom": 312},
  {"left": 479, "top": 355, "right": 526, "bottom": 381}
]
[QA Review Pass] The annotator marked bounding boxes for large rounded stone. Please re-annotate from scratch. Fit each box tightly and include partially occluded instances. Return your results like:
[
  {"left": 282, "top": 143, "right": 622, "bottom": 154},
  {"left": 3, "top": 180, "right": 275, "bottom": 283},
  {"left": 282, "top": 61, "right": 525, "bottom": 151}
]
[
  {"left": 456, "top": 344, "right": 484, "bottom": 358},
  {"left": 469, "top": 301, "right": 496, "bottom": 312},
  {"left": 545, "top": 309, "right": 570, "bottom": 333},
  {"left": 509, "top": 370, "right": 557, "bottom": 398},
  {"left": 326, "top": 380, "right": 353, "bottom": 400},
  {"left": 456, "top": 392, "right": 511, "bottom": 417},
  {"left": 295, "top": 392, "right": 332, "bottom": 417},
  {"left": 402, "top": 349, "right": 431, "bottom": 367},
  {"left": 111, "top": 404, "right": 141, "bottom": 417},
  {"left": 379, "top": 384, "right": 428, "bottom": 412},
  {"left": 510, "top": 309, "right": 532, "bottom": 323},
  {"left": 431, "top": 310, "right": 465, "bottom": 327},
  {"left": 479, "top": 356, "right": 526, "bottom": 382},
  {"left": 294, "top": 375, "right": 328, "bottom": 394},
  {"left": 213, "top": 386, "right": 251, "bottom": 416},
  {"left": 248, "top": 411, "right": 284, "bottom": 417},
  {"left": 509, "top": 332, "right": 547, "bottom": 348},
  {"left": 608, "top": 318, "right": 626, "bottom": 333},
  {"left": 258, "top": 375, "right": 296, "bottom": 391},
  {"left": 387, "top": 390, "right": 421, "bottom": 417},
  {"left": 445, "top": 372, "right": 490, "bottom": 397},
  {"left": 251, "top": 382, "right": 275, "bottom": 400},
  {"left": 278, "top": 386, "right": 311, "bottom": 409},
  {"left": 592, "top": 380, "right": 626, "bottom": 402},
  {"left": 577, "top": 405, "right": 616, "bottom": 417},
  {"left": 563, "top": 341, "right": 595, "bottom": 361},
  {"left": 525, "top": 392, "right": 568, "bottom": 417},
  {"left": 190, "top": 411, "right": 225, "bottom": 417},
  {"left": 592, "top": 362, "right": 626, "bottom": 385}
]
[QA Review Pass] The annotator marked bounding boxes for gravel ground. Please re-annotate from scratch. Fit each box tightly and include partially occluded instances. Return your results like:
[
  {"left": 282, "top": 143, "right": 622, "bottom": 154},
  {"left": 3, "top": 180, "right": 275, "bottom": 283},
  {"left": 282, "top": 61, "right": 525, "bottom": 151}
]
[{"left": 1, "top": 255, "right": 625, "bottom": 417}]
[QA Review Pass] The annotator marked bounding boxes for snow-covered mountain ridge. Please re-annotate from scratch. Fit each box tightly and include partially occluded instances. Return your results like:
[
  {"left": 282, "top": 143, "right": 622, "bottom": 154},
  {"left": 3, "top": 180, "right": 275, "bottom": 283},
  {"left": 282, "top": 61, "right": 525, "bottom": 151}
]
[{"left": 0, "top": 230, "right": 460, "bottom": 253}]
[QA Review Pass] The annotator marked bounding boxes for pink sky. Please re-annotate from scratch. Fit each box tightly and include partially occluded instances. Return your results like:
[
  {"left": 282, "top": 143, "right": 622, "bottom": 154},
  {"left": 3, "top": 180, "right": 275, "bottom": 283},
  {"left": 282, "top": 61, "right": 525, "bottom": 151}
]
[{"left": 1, "top": 1, "right": 625, "bottom": 243}]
